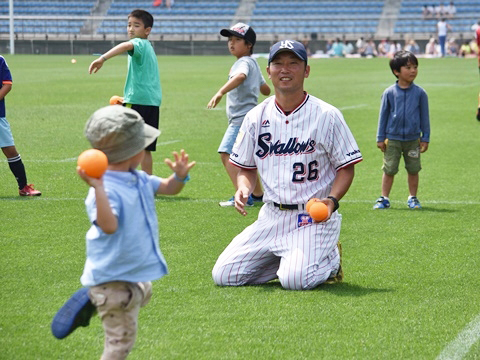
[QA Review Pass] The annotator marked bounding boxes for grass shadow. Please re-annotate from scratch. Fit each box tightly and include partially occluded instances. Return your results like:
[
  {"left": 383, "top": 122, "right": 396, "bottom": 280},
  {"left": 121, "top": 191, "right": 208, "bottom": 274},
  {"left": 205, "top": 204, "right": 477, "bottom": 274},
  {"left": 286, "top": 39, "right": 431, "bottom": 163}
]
[{"left": 252, "top": 280, "right": 394, "bottom": 297}]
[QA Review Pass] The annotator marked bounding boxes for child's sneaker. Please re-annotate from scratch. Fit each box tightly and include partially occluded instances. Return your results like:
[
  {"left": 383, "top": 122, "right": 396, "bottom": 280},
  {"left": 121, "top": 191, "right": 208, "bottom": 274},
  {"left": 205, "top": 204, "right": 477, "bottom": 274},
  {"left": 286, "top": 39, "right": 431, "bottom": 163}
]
[
  {"left": 219, "top": 195, "right": 254, "bottom": 207},
  {"left": 407, "top": 196, "right": 422, "bottom": 209},
  {"left": 19, "top": 184, "right": 41, "bottom": 196},
  {"left": 51, "top": 288, "right": 96, "bottom": 339},
  {"left": 373, "top": 196, "right": 390, "bottom": 209}
]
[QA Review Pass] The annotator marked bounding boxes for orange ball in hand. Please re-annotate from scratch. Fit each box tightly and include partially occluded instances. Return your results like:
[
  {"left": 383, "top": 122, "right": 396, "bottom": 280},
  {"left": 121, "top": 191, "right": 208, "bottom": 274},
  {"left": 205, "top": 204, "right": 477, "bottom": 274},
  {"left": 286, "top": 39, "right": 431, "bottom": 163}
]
[
  {"left": 77, "top": 149, "right": 108, "bottom": 178},
  {"left": 109, "top": 95, "right": 124, "bottom": 105},
  {"left": 309, "top": 201, "right": 329, "bottom": 222},
  {"left": 306, "top": 198, "right": 320, "bottom": 213}
]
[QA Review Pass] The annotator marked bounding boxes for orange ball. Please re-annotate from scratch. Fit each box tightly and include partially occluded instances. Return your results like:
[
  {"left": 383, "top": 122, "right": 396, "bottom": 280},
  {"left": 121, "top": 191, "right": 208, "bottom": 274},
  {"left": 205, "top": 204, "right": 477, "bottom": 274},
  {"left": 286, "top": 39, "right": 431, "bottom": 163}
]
[
  {"left": 77, "top": 149, "right": 108, "bottom": 178},
  {"left": 306, "top": 198, "right": 320, "bottom": 212},
  {"left": 309, "top": 201, "right": 329, "bottom": 222},
  {"left": 109, "top": 95, "right": 124, "bottom": 105}
]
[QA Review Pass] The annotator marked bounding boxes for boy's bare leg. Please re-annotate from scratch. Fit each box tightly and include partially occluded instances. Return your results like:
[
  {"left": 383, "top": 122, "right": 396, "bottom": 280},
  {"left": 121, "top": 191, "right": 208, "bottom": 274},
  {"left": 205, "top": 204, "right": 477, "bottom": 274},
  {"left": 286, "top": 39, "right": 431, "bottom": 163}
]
[
  {"left": 381, "top": 173, "right": 394, "bottom": 198},
  {"left": 407, "top": 173, "right": 419, "bottom": 197},
  {"left": 221, "top": 152, "right": 239, "bottom": 189},
  {"left": 141, "top": 150, "right": 153, "bottom": 175}
]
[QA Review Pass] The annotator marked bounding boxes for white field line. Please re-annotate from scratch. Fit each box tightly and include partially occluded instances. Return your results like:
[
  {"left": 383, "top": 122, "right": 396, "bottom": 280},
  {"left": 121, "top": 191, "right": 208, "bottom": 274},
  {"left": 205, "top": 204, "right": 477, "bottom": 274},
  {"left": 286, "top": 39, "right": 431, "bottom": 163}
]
[
  {"left": 338, "top": 104, "right": 368, "bottom": 110},
  {"left": 436, "top": 313, "right": 480, "bottom": 360}
]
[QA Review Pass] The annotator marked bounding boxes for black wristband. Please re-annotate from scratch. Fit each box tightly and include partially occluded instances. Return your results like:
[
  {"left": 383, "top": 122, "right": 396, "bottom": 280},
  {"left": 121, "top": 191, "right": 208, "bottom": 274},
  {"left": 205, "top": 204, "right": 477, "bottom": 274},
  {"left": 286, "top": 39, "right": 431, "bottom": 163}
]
[{"left": 327, "top": 196, "right": 339, "bottom": 212}]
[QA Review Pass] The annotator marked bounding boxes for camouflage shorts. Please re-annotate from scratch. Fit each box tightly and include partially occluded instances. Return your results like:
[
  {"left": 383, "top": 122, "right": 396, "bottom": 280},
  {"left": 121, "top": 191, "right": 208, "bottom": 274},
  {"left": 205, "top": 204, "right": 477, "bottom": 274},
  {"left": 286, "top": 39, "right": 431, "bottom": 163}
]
[
  {"left": 89, "top": 281, "right": 152, "bottom": 360},
  {"left": 382, "top": 139, "right": 421, "bottom": 175}
]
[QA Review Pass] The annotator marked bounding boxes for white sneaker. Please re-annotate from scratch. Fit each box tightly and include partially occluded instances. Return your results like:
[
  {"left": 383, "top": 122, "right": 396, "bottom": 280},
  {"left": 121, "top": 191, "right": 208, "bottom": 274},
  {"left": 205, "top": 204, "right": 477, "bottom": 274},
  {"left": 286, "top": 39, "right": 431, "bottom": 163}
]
[
  {"left": 219, "top": 196, "right": 235, "bottom": 207},
  {"left": 219, "top": 196, "right": 254, "bottom": 207}
]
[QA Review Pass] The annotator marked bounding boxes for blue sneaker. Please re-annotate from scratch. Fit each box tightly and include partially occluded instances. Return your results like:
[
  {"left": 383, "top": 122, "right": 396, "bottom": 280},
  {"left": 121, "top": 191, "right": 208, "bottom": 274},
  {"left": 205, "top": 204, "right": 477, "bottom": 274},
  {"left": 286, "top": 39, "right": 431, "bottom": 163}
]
[
  {"left": 219, "top": 195, "right": 254, "bottom": 207},
  {"left": 251, "top": 194, "right": 263, "bottom": 203},
  {"left": 373, "top": 196, "right": 390, "bottom": 209},
  {"left": 407, "top": 196, "right": 422, "bottom": 209},
  {"left": 51, "top": 288, "right": 96, "bottom": 339}
]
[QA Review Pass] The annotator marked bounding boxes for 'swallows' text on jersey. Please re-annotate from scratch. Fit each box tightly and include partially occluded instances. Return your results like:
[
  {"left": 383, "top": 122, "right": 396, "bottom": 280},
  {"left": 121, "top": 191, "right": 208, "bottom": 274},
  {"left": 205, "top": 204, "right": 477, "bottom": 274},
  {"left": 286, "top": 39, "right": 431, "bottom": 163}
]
[{"left": 255, "top": 133, "right": 316, "bottom": 158}]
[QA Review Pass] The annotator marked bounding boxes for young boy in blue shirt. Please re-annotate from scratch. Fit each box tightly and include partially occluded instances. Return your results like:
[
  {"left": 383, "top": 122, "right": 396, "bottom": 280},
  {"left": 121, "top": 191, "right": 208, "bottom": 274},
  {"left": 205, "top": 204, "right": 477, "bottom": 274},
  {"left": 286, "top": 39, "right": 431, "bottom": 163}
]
[
  {"left": 89, "top": 9, "right": 161, "bottom": 175},
  {"left": 207, "top": 23, "right": 271, "bottom": 207},
  {"left": 52, "top": 106, "right": 195, "bottom": 359},
  {"left": 0, "top": 56, "right": 41, "bottom": 196},
  {"left": 374, "top": 50, "right": 430, "bottom": 210}
]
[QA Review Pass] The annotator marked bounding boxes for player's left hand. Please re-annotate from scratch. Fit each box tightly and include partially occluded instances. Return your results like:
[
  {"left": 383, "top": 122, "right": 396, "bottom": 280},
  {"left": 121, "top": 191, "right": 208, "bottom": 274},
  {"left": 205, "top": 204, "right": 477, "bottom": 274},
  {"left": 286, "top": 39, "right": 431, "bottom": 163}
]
[
  {"left": 316, "top": 199, "right": 333, "bottom": 222},
  {"left": 164, "top": 149, "right": 196, "bottom": 179}
]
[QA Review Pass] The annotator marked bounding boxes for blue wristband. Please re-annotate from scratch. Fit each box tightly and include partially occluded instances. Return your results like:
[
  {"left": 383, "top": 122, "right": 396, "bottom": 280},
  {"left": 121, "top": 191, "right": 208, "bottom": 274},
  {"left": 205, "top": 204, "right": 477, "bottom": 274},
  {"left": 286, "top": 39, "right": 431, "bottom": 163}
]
[{"left": 174, "top": 173, "right": 190, "bottom": 184}]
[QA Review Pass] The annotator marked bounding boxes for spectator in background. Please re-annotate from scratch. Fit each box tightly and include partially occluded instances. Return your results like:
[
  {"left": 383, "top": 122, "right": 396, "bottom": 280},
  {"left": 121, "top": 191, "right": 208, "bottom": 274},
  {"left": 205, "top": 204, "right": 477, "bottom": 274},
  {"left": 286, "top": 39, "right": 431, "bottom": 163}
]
[
  {"left": 469, "top": 38, "right": 478, "bottom": 55},
  {"left": 437, "top": 18, "right": 452, "bottom": 57},
  {"left": 377, "top": 39, "right": 390, "bottom": 57},
  {"left": 446, "top": 1, "right": 456, "bottom": 18},
  {"left": 435, "top": 3, "right": 446, "bottom": 19},
  {"left": 427, "top": 4, "right": 435, "bottom": 17},
  {"left": 447, "top": 37, "right": 459, "bottom": 56},
  {"left": 326, "top": 39, "right": 333, "bottom": 55},
  {"left": 344, "top": 41, "right": 354, "bottom": 55},
  {"left": 405, "top": 39, "right": 420, "bottom": 54},
  {"left": 422, "top": 4, "right": 432, "bottom": 19},
  {"left": 387, "top": 40, "right": 402, "bottom": 58},
  {"left": 425, "top": 37, "right": 439, "bottom": 56},
  {"left": 356, "top": 36, "right": 365, "bottom": 54},
  {"left": 331, "top": 38, "right": 345, "bottom": 57},
  {"left": 362, "top": 39, "right": 378, "bottom": 57},
  {"left": 459, "top": 40, "right": 472, "bottom": 57}
]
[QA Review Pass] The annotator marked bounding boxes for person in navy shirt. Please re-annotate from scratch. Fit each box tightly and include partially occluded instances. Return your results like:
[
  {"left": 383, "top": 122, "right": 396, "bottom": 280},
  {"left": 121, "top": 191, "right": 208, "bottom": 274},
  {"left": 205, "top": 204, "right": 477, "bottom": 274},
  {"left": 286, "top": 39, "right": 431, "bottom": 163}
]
[{"left": 0, "top": 56, "right": 41, "bottom": 196}]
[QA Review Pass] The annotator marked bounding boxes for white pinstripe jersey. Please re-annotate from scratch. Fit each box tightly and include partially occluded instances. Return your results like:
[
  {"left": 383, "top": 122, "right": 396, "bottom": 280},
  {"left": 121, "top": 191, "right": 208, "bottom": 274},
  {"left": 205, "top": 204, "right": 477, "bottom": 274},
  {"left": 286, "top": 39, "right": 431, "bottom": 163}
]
[{"left": 230, "top": 93, "right": 363, "bottom": 205}]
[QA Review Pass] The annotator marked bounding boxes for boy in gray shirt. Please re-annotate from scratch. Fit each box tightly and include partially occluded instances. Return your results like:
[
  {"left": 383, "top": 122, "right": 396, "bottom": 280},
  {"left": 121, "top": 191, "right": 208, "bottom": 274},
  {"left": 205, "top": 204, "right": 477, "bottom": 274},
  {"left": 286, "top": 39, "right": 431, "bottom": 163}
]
[{"left": 207, "top": 23, "right": 270, "bottom": 207}]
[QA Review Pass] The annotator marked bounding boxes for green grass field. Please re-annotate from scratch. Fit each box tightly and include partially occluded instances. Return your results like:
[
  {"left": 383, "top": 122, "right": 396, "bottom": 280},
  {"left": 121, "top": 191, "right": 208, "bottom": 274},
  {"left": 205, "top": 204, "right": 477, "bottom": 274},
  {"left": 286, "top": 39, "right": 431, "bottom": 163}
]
[{"left": 1, "top": 54, "right": 479, "bottom": 359}]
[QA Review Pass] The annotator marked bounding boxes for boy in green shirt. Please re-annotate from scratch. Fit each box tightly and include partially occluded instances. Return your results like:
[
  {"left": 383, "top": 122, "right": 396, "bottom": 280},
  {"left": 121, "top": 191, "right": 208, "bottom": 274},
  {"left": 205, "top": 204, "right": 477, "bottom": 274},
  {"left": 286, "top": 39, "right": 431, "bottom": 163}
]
[{"left": 89, "top": 9, "right": 161, "bottom": 174}]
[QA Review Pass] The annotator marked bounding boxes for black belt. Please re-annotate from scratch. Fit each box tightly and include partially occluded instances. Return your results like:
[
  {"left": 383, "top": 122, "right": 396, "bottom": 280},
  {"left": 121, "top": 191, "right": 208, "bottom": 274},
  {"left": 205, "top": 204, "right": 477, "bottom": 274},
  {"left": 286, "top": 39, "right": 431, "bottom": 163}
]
[{"left": 273, "top": 202, "right": 305, "bottom": 210}]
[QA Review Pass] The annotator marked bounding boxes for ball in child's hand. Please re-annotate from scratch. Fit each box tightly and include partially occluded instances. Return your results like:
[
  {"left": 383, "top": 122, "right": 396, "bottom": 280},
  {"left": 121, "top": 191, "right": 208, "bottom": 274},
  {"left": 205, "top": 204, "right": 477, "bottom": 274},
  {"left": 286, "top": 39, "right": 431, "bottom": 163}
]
[
  {"left": 306, "top": 198, "right": 320, "bottom": 213},
  {"left": 109, "top": 95, "right": 124, "bottom": 105},
  {"left": 309, "top": 201, "right": 329, "bottom": 222},
  {"left": 77, "top": 149, "right": 108, "bottom": 178}
]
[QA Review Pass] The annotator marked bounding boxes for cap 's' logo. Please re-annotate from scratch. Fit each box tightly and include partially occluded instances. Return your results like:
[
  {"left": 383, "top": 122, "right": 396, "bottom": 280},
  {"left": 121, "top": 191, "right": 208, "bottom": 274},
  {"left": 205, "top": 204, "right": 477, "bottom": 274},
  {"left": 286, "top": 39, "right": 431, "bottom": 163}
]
[{"left": 280, "top": 40, "right": 295, "bottom": 49}]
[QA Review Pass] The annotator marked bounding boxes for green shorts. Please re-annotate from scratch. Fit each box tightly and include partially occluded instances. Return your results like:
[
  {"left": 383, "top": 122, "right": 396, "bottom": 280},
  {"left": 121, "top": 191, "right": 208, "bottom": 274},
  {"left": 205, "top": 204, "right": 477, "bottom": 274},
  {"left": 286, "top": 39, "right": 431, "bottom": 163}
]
[{"left": 382, "top": 139, "right": 421, "bottom": 175}]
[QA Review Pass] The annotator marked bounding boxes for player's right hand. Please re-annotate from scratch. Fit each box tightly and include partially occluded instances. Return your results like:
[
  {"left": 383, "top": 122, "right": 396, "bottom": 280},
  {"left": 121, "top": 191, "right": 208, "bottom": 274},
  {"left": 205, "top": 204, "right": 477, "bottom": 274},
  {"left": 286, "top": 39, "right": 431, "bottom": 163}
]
[{"left": 234, "top": 188, "right": 249, "bottom": 216}]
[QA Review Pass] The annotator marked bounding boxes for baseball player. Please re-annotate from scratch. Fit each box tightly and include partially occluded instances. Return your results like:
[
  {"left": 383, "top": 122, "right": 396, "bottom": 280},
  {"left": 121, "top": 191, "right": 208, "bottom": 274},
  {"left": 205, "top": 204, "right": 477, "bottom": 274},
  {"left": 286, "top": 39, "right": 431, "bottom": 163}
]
[{"left": 212, "top": 40, "right": 363, "bottom": 290}]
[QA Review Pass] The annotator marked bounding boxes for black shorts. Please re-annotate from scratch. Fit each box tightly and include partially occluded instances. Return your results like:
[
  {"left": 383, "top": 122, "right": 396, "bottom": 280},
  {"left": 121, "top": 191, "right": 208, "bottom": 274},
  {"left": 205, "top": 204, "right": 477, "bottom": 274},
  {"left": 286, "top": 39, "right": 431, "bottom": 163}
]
[{"left": 127, "top": 104, "right": 160, "bottom": 151}]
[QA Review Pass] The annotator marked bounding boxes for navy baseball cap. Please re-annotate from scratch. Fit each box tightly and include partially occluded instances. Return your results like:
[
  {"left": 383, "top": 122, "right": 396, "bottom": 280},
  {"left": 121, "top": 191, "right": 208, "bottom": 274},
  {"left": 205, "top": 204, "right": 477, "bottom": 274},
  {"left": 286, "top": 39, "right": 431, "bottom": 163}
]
[
  {"left": 268, "top": 40, "right": 308, "bottom": 65},
  {"left": 220, "top": 22, "right": 256, "bottom": 46}
]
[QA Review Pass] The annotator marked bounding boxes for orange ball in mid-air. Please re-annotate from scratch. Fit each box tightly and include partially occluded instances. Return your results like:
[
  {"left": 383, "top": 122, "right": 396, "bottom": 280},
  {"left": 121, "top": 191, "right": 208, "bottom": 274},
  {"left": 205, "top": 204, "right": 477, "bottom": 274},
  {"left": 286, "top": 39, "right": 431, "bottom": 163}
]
[
  {"left": 109, "top": 95, "right": 124, "bottom": 105},
  {"left": 77, "top": 149, "right": 108, "bottom": 178},
  {"left": 306, "top": 198, "right": 320, "bottom": 213},
  {"left": 309, "top": 201, "right": 329, "bottom": 222}
]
